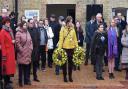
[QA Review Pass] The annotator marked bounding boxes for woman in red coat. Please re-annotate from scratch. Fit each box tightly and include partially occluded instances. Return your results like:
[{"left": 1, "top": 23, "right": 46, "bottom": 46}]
[{"left": 0, "top": 17, "right": 16, "bottom": 87}]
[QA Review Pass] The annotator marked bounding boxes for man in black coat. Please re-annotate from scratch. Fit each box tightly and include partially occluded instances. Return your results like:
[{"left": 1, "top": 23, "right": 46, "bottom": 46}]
[
  {"left": 49, "top": 14, "right": 59, "bottom": 49},
  {"left": 9, "top": 12, "right": 17, "bottom": 36},
  {"left": 28, "top": 19, "right": 40, "bottom": 83}
]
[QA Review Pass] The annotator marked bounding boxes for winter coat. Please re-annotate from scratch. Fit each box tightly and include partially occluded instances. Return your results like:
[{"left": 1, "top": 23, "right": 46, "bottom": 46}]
[
  {"left": 121, "top": 31, "right": 128, "bottom": 64},
  {"left": 28, "top": 27, "right": 40, "bottom": 62},
  {"left": 0, "top": 28, "right": 16, "bottom": 75},
  {"left": 58, "top": 26, "right": 78, "bottom": 49},
  {"left": 44, "top": 26, "right": 54, "bottom": 49},
  {"left": 16, "top": 28, "right": 33, "bottom": 64}
]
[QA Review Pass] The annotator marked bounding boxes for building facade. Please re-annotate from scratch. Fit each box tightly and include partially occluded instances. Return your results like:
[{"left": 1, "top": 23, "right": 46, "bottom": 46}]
[{"left": 0, "top": 0, "right": 128, "bottom": 29}]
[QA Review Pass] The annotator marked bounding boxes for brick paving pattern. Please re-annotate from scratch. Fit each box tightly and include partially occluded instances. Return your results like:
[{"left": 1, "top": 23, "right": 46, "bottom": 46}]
[{"left": 12, "top": 65, "right": 128, "bottom": 89}]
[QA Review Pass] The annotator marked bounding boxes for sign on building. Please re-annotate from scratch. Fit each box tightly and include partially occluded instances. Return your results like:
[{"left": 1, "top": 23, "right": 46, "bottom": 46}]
[{"left": 25, "top": 10, "right": 39, "bottom": 20}]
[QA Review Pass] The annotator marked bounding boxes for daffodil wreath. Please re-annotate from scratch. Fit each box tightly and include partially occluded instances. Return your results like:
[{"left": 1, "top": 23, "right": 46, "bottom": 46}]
[
  {"left": 73, "top": 46, "right": 85, "bottom": 66},
  {"left": 52, "top": 48, "right": 68, "bottom": 66}
]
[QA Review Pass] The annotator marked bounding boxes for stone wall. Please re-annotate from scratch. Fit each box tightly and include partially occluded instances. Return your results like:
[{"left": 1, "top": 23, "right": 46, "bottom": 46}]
[{"left": 0, "top": 0, "right": 127, "bottom": 29}]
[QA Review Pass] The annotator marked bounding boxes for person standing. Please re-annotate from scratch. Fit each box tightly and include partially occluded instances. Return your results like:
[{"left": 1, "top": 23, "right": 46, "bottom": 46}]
[
  {"left": 91, "top": 24, "right": 107, "bottom": 80},
  {"left": 49, "top": 14, "right": 58, "bottom": 49},
  {"left": 16, "top": 21, "right": 33, "bottom": 87},
  {"left": 114, "top": 13, "right": 127, "bottom": 71},
  {"left": 107, "top": 19, "right": 118, "bottom": 79},
  {"left": 55, "top": 16, "right": 65, "bottom": 75},
  {"left": 74, "top": 21, "right": 84, "bottom": 71},
  {"left": 121, "top": 24, "right": 128, "bottom": 80},
  {"left": 43, "top": 18, "right": 54, "bottom": 68},
  {"left": 28, "top": 19, "right": 40, "bottom": 82},
  {"left": 85, "top": 16, "right": 96, "bottom": 65},
  {"left": 92, "top": 13, "right": 107, "bottom": 71},
  {"left": 0, "top": 17, "right": 16, "bottom": 88},
  {"left": 38, "top": 19, "right": 48, "bottom": 71},
  {"left": 9, "top": 12, "right": 17, "bottom": 36},
  {"left": 75, "top": 21, "right": 84, "bottom": 47},
  {"left": 58, "top": 16, "right": 78, "bottom": 82}
]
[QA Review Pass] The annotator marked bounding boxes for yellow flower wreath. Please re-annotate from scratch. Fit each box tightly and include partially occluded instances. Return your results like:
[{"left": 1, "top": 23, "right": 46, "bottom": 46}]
[
  {"left": 52, "top": 48, "right": 67, "bottom": 66},
  {"left": 73, "top": 46, "right": 85, "bottom": 66}
]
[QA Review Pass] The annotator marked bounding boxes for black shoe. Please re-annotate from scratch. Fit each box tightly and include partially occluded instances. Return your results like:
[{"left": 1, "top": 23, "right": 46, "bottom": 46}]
[
  {"left": 93, "top": 70, "right": 96, "bottom": 72},
  {"left": 64, "top": 77, "right": 68, "bottom": 82},
  {"left": 48, "top": 65, "right": 52, "bottom": 68},
  {"left": 84, "top": 61, "right": 88, "bottom": 65},
  {"left": 111, "top": 73, "right": 115, "bottom": 79},
  {"left": 4, "top": 83, "right": 13, "bottom": 89},
  {"left": 96, "top": 77, "right": 101, "bottom": 80},
  {"left": 102, "top": 69, "right": 105, "bottom": 72},
  {"left": 34, "top": 79, "right": 40, "bottom": 82},
  {"left": 96, "top": 77, "right": 104, "bottom": 80},
  {"left": 24, "top": 81, "right": 31, "bottom": 85},
  {"left": 109, "top": 73, "right": 114, "bottom": 79},
  {"left": 100, "top": 77, "right": 104, "bottom": 80},
  {"left": 19, "top": 83, "right": 23, "bottom": 87},
  {"left": 69, "top": 77, "right": 73, "bottom": 82}
]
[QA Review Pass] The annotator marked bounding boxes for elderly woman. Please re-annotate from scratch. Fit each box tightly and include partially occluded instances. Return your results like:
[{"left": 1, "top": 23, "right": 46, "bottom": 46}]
[
  {"left": 58, "top": 16, "right": 78, "bottom": 82},
  {"left": 0, "top": 17, "right": 16, "bottom": 88},
  {"left": 121, "top": 24, "right": 128, "bottom": 80},
  {"left": 16, "top": 21, "right": 33, "bottom": 87}
]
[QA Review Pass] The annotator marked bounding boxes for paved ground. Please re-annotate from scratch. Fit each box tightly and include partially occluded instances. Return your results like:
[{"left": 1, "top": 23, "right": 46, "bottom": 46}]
[{"left": 12, "top": 64, "right": 128, "bottom": 89}]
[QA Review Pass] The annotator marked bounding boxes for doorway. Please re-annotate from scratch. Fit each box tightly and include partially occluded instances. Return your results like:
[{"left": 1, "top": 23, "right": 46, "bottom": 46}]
[
  {"left": 46, "top": 4, "right": 76, "bottom": 23},
  {"left": 86, "top": 4, "right": 103, "bottom": 21}
]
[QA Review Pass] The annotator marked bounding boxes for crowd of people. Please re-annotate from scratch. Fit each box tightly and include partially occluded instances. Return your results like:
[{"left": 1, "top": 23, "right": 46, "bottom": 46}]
[
  {"left": 0, "top": 8, "right": 128, "bottom": 89},
  {"left": 85, "top": 13, "right": 127, "bottom": 80},
  {"left": 0, "top": 9, "right": 84, "bottom": 88}
]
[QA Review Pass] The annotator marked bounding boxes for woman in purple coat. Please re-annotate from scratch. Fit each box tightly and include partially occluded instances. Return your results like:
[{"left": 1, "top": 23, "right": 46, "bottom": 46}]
[{"left": 107, "top": 19, "right": 118, "bottom": 79}]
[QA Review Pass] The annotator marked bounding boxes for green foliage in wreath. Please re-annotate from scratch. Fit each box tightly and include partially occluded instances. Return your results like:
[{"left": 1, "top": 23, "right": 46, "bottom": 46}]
[
  {"left": 73, "top": 46, "right": 85, "bottom": 66},
  {"left": 52, "top": 48, "right": 67, "bottom": 66}
]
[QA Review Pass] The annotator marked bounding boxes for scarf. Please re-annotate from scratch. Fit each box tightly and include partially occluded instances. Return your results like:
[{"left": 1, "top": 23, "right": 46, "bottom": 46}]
[
  {"left": 2, "top": 25, "right": 14, "bottom": 40},
  {"left": 108, "top": 27, "right": 118, "bottom": 59}
]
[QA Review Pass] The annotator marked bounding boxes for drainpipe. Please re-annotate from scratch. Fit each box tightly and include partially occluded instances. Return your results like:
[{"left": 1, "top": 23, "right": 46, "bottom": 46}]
[
  {"left": 15, "top": 0, "right": 18, "bottom": 24},
  {"left": 93, "top": 0, "right": 96, "bottom": 4}
]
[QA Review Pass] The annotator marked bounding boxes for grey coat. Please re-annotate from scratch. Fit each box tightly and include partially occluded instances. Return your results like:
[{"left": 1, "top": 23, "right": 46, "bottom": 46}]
[{"left": 121, "top": 31, "right": 128, "bottom": 64}]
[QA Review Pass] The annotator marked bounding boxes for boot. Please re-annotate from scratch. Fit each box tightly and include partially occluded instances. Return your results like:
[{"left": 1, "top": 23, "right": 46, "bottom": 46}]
[
  {"left": 109, "top": 73, "right": 112, "bottom": 79},
  {"left": 111, "top": 73, "right": 115, "bottom": 79},
  {"left": 69, "top": 76, "right": 73, "bottom": 82},
  {"left": 69, "top": 73, "right": 73, "bottom": 82},
  {"left": 63, "top": 74, "right": 68, "bottom": 82}
]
